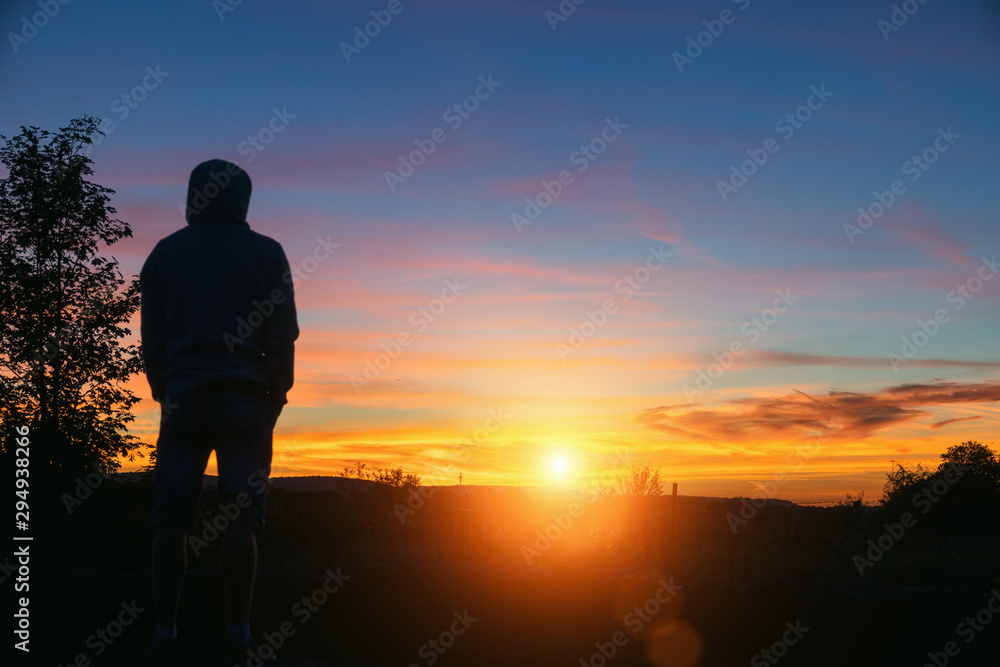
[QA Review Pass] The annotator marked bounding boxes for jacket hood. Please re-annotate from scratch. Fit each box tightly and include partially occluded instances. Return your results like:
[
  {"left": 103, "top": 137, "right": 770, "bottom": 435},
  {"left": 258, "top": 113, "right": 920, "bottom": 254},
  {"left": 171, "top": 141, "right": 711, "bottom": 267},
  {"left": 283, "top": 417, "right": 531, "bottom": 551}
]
[{"left": 185, "top": 159, "right": 252, "bottom": 226}]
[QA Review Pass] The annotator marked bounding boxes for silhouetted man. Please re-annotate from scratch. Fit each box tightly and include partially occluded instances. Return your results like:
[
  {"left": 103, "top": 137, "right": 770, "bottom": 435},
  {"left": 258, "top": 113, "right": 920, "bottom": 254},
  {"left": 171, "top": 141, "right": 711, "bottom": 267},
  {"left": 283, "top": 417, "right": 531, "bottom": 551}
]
[{"left": 140, "top": 159, "right": 298, "bottom": 664}]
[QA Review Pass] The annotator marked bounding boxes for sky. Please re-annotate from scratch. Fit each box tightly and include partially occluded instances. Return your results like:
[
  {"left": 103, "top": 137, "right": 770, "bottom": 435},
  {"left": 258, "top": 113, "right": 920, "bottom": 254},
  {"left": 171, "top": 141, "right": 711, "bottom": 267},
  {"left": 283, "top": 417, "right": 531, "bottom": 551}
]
[{"left": 3, "top": 0, "right": 999, "bottom": 503}]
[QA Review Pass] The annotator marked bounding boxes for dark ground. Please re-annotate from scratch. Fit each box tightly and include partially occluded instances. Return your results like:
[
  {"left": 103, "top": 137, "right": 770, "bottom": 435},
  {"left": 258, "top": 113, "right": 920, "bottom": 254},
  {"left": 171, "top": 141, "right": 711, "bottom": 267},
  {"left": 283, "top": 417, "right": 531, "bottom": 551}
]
[
  {"left": 18, "top": 563, "right": 1000, "bottom": 667},
  {"left": 8, "top": 478, "right": 1000, "bottom": 666}
]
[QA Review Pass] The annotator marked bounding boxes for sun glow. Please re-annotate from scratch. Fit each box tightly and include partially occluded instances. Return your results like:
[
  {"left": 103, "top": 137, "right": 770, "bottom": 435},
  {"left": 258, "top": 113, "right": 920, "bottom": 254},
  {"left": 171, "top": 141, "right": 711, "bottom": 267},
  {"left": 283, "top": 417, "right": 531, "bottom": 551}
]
[{"left": 549, "top": 454, "right": 571, "bottom": 481}]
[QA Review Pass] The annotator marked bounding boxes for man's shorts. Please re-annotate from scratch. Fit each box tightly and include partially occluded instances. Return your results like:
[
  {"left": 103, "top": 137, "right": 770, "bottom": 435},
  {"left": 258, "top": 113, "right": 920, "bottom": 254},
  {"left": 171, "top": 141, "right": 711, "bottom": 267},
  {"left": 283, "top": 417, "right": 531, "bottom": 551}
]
[{"left": 153, "top": 387, "right": 272, "bottom": 534}]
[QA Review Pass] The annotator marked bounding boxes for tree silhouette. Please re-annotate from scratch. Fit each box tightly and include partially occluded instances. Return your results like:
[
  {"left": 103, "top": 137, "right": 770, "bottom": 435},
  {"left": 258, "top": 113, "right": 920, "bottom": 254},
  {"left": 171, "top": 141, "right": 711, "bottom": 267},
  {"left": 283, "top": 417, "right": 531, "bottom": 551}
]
[
  {"left": 940, "top": 441, "right": 1000, "bottom": 487},
  {"left": 879, "top": 440, "right": 1000, "bottom": 539},
  {"left": 0, "top": 116, "right": 144, "bottom": 487},
  {"left": 615, "top": 461, "right": 663, "bottom": 496},
  {"left": 880, "top": 460, "right": 932, "bottom": 505},
  {"left": 936, "top": 441, "right": 1000, "bottom": 513},
  {"left": 339, "top": 460, "right": 421, "bottom": 488}
]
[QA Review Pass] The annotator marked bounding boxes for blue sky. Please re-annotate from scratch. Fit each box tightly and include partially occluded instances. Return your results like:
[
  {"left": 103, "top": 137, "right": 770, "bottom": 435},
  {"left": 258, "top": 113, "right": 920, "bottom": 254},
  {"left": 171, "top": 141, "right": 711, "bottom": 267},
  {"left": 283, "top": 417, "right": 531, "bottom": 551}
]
[{"left": 3, "top": 0, "right": 1000, "bottom": 501}]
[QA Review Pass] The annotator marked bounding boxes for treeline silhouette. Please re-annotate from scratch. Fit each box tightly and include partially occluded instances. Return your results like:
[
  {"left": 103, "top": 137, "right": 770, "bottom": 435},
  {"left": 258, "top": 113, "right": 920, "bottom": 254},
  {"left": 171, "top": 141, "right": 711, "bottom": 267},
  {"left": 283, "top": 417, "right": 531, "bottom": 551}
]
[{"left": 48, "top": 442, "right": 1000, "bottom": 587}]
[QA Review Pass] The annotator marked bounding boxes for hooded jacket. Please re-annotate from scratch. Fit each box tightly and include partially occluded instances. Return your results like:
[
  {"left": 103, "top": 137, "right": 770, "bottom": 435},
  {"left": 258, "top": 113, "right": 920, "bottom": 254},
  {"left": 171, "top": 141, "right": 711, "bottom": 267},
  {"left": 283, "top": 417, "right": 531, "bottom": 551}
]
[{"left": 140, "top": 159, "right": 298, "bottom": 409}]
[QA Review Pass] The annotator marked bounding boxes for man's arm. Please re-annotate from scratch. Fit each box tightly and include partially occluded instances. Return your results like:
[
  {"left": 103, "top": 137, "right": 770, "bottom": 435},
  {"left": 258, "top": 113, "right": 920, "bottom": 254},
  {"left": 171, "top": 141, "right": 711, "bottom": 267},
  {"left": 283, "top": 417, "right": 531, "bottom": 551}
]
[
  {"left": 262, "top": 246, "right": 299, "bottom": 427},
  {"left": 139, "top": 253, "right": 167, "bottom": 402}
]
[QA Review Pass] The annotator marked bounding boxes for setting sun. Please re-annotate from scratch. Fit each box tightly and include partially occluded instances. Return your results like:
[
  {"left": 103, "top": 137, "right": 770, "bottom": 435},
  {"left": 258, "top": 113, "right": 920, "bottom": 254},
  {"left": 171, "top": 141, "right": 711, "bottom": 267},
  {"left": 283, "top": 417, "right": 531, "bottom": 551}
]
[{"left": 549, "top": 454, "right": 571, "bottom": 480}]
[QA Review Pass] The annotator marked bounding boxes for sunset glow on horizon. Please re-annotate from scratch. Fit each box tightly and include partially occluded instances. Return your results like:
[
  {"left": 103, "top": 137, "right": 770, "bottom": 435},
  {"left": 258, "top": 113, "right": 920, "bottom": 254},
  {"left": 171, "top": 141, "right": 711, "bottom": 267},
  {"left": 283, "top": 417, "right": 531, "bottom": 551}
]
[{"left": 6, "top": 0, "right": 999, "bottom": 505}]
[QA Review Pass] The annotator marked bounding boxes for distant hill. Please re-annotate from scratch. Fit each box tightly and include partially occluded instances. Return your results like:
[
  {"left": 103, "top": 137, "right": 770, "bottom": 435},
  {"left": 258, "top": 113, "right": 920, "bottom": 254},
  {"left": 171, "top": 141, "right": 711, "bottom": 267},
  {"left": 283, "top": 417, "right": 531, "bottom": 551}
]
[
  {"left": 112, "top": 472, "right": 801, "bottom": 505},
  {"left": 114, "top": 472, "right": 380, "bottom": 493}
]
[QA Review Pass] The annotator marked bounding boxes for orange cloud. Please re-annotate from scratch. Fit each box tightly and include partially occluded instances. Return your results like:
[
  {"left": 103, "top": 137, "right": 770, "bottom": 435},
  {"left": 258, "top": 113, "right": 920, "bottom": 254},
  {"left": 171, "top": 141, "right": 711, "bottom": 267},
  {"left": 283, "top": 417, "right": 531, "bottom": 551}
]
[
  {"left": 640, "top": 380, "right": 1000, "bottom": 443},
  {"left": 930, "top": 415, "right": 983, "bottom": 429}
]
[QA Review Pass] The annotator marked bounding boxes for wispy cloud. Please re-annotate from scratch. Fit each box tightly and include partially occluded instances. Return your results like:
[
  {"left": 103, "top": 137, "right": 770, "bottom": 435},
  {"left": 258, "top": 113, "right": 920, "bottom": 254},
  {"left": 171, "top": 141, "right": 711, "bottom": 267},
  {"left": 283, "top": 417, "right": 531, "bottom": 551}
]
[
  {"left": 641, "top": 380, "right": 1000, "bottom": 442},
  {"left": 743, "top": 350, "right": 1000, "bottom": 370},
  {"left": 930, "top": 415, "right": 983, "bottom": 430}
]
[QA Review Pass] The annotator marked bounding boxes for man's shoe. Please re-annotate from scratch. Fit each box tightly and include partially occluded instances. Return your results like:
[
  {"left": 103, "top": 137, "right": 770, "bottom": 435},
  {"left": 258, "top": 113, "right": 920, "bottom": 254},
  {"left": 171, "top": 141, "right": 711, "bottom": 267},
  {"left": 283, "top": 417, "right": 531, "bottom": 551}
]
[
  {"left": 141, "top": 636, "right": 180, "bottom": 666},
  {"left": 227, "top": 633, "right": 279, "bottom": 665}
]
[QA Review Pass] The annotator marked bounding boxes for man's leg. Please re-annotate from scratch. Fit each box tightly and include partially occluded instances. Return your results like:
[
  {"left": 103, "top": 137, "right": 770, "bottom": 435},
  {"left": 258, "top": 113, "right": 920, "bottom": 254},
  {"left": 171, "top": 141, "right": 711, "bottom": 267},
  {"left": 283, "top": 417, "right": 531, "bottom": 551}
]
[
  {"left": 222, "top": 522, "right": 257, "bottom": 627},
  {"left": 150, "top": 390, "right": 211, "bottom": 652},
  {"left": 214, "top": 390, "right": 272, "bottom": 650},
  {"left": 152, "top": 522, "right": 188, "bottom": 631}
]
